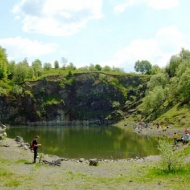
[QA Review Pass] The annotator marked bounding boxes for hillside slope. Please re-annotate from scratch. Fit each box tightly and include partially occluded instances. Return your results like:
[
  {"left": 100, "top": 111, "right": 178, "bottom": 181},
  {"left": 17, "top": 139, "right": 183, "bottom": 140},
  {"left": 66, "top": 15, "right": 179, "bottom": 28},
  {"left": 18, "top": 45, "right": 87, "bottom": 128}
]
[{"left": 0, "top": 72, "right": 150, "bottom": 125}]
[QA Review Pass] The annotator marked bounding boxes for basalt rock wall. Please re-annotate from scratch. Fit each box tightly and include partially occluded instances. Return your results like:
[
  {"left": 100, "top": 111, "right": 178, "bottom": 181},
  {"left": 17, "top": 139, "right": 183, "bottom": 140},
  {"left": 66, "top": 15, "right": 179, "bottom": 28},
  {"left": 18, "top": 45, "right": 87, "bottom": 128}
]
[{"left": 0, "top": 73, "right": 150, "bottom": 125}]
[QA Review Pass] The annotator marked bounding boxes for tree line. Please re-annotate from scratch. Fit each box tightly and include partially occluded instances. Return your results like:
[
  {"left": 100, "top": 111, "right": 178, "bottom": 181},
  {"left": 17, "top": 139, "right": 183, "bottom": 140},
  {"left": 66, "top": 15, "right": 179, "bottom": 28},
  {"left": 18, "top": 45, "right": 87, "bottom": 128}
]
[
  {"left": 1, "top": 45, "right": 165, "bottom": 84},
  {"left": 1, "top": 45, "right": 190, "bottom": 121},
  {"left": 138, "top": 48, "right": 190, "bottom": 120},
  {"left": 0, "top": 46, "right": 128, "bottom": 84}
]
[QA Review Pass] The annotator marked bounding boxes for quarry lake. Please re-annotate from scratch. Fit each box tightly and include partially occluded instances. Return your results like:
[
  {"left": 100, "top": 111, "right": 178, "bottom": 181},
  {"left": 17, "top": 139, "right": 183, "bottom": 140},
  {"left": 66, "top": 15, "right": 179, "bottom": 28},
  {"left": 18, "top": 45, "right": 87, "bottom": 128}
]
[{"left": 7, "top": 126, "right": 160, "bottom": 159}]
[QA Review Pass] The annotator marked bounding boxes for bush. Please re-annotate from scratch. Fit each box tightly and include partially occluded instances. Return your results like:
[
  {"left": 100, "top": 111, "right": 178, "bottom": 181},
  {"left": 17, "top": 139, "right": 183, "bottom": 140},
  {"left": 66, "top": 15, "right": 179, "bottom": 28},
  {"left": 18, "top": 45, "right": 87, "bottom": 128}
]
[{"left": 157, "top": 139, "right": 185, "bottom": 172}]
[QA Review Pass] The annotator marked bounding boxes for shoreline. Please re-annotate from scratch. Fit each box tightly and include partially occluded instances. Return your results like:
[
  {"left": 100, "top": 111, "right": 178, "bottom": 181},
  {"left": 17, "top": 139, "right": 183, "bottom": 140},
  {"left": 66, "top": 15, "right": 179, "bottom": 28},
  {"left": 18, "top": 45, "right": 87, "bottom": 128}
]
[
  {"left": 0, "top": 137, "right": 161, "bottom": 164},
  {"left": 1, "top": 125, "right": 186, "bottom": 163}
]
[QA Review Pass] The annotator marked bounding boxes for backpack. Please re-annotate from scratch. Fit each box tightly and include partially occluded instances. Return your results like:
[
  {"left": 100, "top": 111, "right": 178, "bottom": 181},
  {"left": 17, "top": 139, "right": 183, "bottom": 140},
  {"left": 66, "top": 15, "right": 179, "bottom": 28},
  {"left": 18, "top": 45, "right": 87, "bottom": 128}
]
[{"left": 30, "top": 140, "right": 34, "bottom": 150}]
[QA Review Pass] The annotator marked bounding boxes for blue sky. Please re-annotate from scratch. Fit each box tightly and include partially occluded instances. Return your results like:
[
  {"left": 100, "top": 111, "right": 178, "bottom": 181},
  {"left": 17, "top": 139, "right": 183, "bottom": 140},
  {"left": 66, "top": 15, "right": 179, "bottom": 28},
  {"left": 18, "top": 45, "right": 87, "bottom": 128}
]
[{"left": 1, "top": 0, "right": 190, "bottom": 72}]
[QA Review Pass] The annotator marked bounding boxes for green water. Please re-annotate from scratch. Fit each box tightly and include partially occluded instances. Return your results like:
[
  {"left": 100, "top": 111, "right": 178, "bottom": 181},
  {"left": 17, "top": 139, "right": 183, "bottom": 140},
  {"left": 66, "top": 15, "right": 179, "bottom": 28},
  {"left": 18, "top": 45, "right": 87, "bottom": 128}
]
[{"left": 7, "top": 126, "right": 159, "bottom": 159}]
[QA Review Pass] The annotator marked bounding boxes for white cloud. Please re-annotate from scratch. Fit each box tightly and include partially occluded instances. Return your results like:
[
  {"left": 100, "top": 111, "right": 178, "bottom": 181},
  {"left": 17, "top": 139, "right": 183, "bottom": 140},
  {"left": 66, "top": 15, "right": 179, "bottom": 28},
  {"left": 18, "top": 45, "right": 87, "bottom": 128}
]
[
  {"left": 114, "top": 0, "right": 179, "bottom": 13},
  {"left": 147, "top": 0, "right": 179, "bottom": 10},
  {"left": 100, "top": 26, "right": 188, "bottom": 72},
  {"left": 12, "top": 0, "right": 103, "bottom": 36},
  {"left": 0, "top": 37, "right": 57, "bottom": 62},
  {"left": 113, "top": 0, "right": 137, "bottom": 13}
]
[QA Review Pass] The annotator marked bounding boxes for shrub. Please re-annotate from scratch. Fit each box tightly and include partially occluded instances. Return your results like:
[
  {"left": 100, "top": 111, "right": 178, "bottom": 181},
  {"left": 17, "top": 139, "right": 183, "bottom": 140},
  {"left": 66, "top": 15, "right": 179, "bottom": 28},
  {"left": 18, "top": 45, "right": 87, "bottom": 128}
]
[{"left": 157, "top": 139, "right": 185, "bottom": 172}]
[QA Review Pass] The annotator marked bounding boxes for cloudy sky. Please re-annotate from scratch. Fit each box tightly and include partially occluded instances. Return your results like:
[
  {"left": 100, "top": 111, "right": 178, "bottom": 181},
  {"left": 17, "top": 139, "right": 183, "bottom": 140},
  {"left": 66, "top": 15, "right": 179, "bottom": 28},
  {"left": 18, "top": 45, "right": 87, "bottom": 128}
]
[{"left": 1, "top": 0, "right": 190, "bottom": 72}]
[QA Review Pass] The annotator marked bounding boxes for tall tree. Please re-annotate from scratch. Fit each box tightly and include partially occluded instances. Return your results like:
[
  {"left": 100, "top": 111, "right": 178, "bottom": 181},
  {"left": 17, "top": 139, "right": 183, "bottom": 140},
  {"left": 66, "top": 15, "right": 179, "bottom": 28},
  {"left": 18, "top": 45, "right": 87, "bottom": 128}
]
[
  {"left": 177, "top": 68, "right": 190, "bottom": 101},
  {"left": 95, "top": 64, "right": 102, "bottom": 71},
  {"left": 147, "top": 73, "right": 169, "bottom": 90},
  {"left": 166, "top": 55, "right": 181, "bottom": 77},
  {"left": 54, "top": 60, "right": 59, "bottom": 69},
  {"left": 0, "top": 46, "right": 8, "bottom": 80},
  {"left": 32, "top": 59, "right": 43, "bottom": 78},
  {"left": 179, "top": 48, "right": 190, "bottom": 60},
  {"left": 134, "top": 60, "right": 152, "bottom": 74},
  {"left": 102, "top": 65, "right": 111, "bottom": 72},
  {"left": 151, "top": 65, "right": 162, "bottom": 75},
  {"left": 67, "top": 62, "right": 76, "bottom": 70},
  {"left": 13, "top": 62, "right": 29, "bottom": 83},
  {"left": 89, "top": 64, "right": 95, "bottom": 71},
  {"left": 166, "top": 48, "right": 190, "bottom": 77},
  {"left": 44, "top": 62, "right": 52, "bottom": 70},
  {"left": 7, "top": 61, "right": 16, "bottom": 79}
]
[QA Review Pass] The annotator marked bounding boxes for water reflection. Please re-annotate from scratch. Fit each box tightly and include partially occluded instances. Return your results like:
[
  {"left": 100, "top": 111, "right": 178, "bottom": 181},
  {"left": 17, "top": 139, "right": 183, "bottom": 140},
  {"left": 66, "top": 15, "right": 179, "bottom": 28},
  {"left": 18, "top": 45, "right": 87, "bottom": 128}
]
[{"left": 7, "top": 126, "right": 159, "bottom": 159}]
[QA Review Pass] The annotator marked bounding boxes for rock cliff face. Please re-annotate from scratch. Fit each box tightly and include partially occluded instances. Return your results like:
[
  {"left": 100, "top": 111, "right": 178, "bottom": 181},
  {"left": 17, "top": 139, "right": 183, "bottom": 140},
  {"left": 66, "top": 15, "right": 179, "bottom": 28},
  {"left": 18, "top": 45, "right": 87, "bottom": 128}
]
[{"left": 0, "top": 72, "right": 150, "bottom": 125}]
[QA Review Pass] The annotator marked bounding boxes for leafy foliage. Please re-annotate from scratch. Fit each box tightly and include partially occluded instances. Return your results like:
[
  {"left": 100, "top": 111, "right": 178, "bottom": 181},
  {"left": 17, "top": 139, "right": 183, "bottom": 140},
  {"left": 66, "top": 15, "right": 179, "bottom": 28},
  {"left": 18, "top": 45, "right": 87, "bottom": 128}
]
[
  {"left": 13, "top": 60, "right": 33, "bottom": 83},
  {"left": 32, "top": 59, "right": 43, "bottom": 78},
  {"left": 138, "top": 86, "right": 165, "bottom": 116},
  {"left": 177, "top": 68, "right": 190, "bottom": 101},
  {"left": 2, "top": 44, "right": 190, "bottom": 124},
  {"left": 12, "top": 85, "right": 23, "bottom": 95},
  {"left": 134, "top": 60, "right": 152, "bottom": 74},
  {"left": 0, "top": 46, "right": 8, "bottom": 80},
  {"left": 157, "top": 139, "right": 185, "bottom": 172},
  {"left": 147, "top": 73, "right": 169, "bottom": 90}
]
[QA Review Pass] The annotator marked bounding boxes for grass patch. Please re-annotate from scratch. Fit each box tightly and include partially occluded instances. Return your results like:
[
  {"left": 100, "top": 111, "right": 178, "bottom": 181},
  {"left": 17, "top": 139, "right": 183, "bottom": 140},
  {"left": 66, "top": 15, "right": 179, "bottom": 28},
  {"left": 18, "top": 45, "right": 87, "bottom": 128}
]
[
  {"left": 0, "top": 157, "right": 11, "bottom": 165},
  {"left": 4, "top": 180, "right": 21, "bottom": 187},
  {"left": 0, "top": 168, "right": 21, "bottom": 187},
  {"left": 135, "top": 162, "right": 190, "bottom": 189},
  {"left": 15, "top": 159, "right": 29, "bottom": 164},
  {"left": 183, "top": 144, "right": 190, "bottom": 155},
  {"left": 158, "top": 104, "right": 190, "bottom": 128}
]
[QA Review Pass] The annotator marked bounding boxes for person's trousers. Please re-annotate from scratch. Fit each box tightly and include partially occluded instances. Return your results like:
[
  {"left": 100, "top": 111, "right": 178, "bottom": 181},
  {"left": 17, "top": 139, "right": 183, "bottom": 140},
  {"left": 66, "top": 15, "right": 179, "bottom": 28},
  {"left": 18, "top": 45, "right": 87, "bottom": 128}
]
[{"left": 34, "top": 149, "right": 38, "bottom": 163}]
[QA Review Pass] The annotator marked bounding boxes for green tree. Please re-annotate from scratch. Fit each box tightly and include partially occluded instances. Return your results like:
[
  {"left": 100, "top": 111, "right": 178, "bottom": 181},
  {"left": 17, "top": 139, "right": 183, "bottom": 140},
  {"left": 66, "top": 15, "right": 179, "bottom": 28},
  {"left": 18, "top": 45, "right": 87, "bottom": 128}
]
[
  {"left": 176, "top": 60, "right": 190, "bottom": 78},
  {"left": 179, "top": 48, "right": 190, "bottom": 60},
  {"left": 134, "top": 60, "right": 152, "bottom": 74},
  {"left": 7, "top": 61, "right": 16, "bottom": 79},
  {"left": 139, "top": 86, "right": 165, "bottom": 115},
  {"left": 95, "top": 64, "right": 102, "bottom": 71},
  {"left": 66, "top": 62, "right": 76, "bottom": 70},
  {"left": 102, "top": 65, "right": 111, "bottom": 72},
  {"left": 147, "top": 73, "right": 169, "bottom": 90},
  {"left": 151, "top": 65, "right": 162, "bottom": 75},
  {"left": 166, "top": 55, "right": 181, "bottom": 77},
  {"left": 44, "top": 62, "right": 52, "bottom": 70},
  {"left": 166, "top": 48, "right": 190, "bottom": 77},
  {"left": 32, "top": 59, "right": 43, "bottom": 78},
  {"left": 54, "top": 60, "right": 59, "bottom": 69},
  {"left": 112, "top": 67, "right": 125, "bottom": 73},
  {"left": 177, "top": 68, "right": 190, "bottom": 101},
  {"left": 13, "top": 60, "right": 32, "bottom": 83},
  {"left": 89, "top": 64, "right": 95, "bottom": 71},
  {"left": 0, "top": 46, "right": 8, "bottom": 80}
]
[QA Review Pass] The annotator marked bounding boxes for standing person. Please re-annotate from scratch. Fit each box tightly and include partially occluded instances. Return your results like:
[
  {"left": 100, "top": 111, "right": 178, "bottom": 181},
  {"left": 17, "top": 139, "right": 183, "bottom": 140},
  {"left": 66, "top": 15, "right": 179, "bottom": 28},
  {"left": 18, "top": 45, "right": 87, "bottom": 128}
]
[
  {"left": 182, "top": 133, "right": 190, "bottom": 144},
  {"left": 173, "top": 132, "right": 178, "bottom": 145},
  {"left": 156, "top": 122, "right": 160, "bottom": 129},
  {"left": 185, "top": 129, "right": 190, "bottom": 134},
  {"left": 32, "top": 135, "right": 42, "bottom": 163}
]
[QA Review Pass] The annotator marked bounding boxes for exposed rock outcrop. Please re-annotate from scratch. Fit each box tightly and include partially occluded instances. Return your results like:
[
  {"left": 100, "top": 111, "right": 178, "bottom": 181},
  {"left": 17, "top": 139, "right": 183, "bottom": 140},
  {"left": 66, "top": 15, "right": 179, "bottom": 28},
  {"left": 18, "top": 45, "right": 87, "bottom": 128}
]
[{"left": 0, "top": 73, "right": 149, "bottom": 125}]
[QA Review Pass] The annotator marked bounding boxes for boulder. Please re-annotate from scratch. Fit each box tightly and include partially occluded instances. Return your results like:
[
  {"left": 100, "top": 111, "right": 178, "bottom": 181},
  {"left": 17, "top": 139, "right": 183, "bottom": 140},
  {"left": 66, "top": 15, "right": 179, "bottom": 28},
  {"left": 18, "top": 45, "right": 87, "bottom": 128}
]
[
  {"left": 79, "top": 158, "right": 85, "bottom": 163},
  {"left": 15, "top": 136, "right": 24, "bottom": 143},
  {"left": 52, "top": 159, "right": 62, "bottom": 165},
  {"left": 0, "top": 124, "right": 6, "bottom": 133},
  {"left": 89, "top": 158, "right": 98, "bottom": 166}
]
